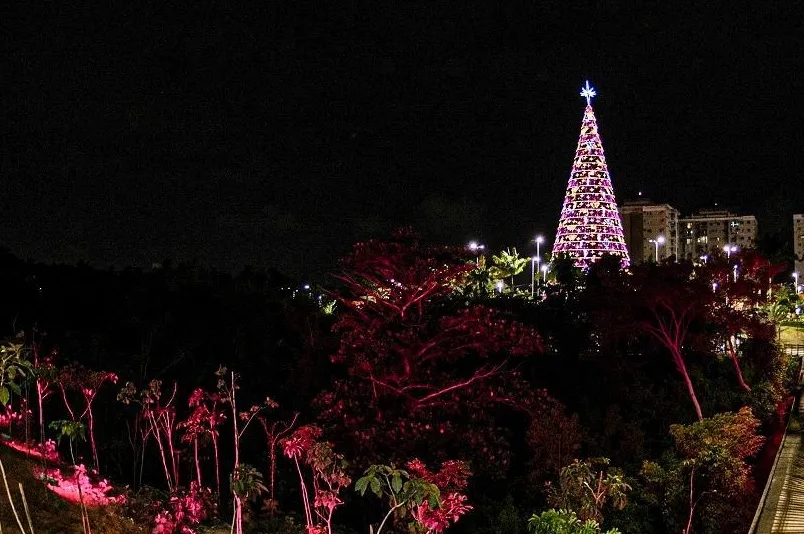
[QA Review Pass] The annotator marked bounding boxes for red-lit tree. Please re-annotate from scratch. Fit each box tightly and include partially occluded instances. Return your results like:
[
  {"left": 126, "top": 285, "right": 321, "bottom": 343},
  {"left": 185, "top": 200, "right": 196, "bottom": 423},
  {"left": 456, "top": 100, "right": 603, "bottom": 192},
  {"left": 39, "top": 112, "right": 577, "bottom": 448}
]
[
  {"left": 317, "top": 230, "right": 544, "bottom": 473},
  {"left": 57, "top": 363, "right": 118, "bottom": 471},
  {"left": 592, "top": 257, "right": 780, "bottom": 422},
  {"left": 178, "top": 387, "right": 227, "bottom": 491}
]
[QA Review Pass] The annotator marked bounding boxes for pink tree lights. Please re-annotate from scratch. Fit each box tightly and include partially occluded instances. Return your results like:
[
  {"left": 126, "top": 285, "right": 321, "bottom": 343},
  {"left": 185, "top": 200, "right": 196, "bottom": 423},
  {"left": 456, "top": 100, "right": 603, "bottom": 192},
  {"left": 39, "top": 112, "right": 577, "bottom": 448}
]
[{"left": 552, "top": 81, "right": 630, "bottom": 269}]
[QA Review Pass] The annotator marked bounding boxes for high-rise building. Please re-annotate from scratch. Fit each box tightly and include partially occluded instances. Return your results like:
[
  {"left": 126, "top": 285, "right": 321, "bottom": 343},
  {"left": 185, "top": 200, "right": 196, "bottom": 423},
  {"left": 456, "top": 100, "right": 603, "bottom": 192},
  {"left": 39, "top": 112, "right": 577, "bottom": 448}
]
[
  {"left": 794, "top": 214, "right": 804, "bottom": 277},
  {"left": 552, "top": 81, "right": 629, "bottom": 269},
  {"left": 620, "top": 198, "right": 680, "bottom": 262},
  {"left": 678, "top": 209, "right": 757, "bottom": 260}
]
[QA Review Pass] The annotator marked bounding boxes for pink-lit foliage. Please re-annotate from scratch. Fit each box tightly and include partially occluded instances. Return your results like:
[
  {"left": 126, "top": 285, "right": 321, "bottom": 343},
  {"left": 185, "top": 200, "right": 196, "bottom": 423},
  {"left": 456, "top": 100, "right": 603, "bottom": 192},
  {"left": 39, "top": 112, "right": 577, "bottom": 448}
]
[
  {"left": 282, "top": 425, "right": 350, "bottom": 534},
  {"left": 257, "top": 411, "right": 299, "bottom": 512},
  {"left": 118, "top": 380, "right": 180, "bottom": 492},
  {"left": 406, "top": 459, "right": 472, "bottom": 533},
  {"left": 152, "top": 481, "right": 217, "bottom": 534},
  {"left": 0, "top": 404, "right": 24, "bottom": 432},
  {"left": 216, "top": 367, "right": 274, "bottom": 534},
  {"left": 33, "top": 346, "right": 58, "bottom": 444},
  {"left": 2, "top": 437, "right": 60, "bottom": 463},
  {"left": 177, "top": 388, "right": 226, "bottom": 493},
  {"left": 58, "top": 364, "right": 118, "bottom": 470},
  {"left": 35, "top": 463, "right": 125, "bottom": 507},
  {"left": 318, "top": 231, "right": 544, "bottom": 475},
  {"left": 355, "top": 460, "right": 472, "bottom": 534}
]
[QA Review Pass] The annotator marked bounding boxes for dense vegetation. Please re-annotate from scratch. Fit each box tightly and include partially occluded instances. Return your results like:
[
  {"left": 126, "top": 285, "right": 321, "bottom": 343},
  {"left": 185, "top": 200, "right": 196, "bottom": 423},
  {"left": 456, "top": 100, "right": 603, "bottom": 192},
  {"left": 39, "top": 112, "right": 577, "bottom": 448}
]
[{"left": 0, "top": 232, "right": 798, "bottom": 534}]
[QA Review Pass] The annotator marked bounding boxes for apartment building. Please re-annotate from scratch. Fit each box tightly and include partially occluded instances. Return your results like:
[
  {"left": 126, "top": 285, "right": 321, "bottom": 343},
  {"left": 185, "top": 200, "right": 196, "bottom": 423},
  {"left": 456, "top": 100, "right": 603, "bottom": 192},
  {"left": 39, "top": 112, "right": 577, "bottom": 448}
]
[
  {"left": 619, "top": 199, "right": 680, "bottom": 262},
  {"left": 678, "top": 209, "right": 757, "bottom": 260}
]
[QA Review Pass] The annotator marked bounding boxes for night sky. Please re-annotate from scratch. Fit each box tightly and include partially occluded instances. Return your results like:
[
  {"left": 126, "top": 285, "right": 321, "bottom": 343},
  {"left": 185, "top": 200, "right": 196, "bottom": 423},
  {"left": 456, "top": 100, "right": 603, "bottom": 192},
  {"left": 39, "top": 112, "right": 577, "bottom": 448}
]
[{"left": 4, "top": 2, "right": 803, "bottom": 278}]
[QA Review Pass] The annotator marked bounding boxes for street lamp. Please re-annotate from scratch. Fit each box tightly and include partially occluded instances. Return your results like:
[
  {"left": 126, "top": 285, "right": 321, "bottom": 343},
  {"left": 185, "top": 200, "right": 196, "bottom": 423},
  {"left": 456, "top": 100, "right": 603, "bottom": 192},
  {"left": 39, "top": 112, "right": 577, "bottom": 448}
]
[
  {"left": 648, "top": 235, "right": 666, "bottom": 262},
  {"left": 794, "top": 272, "right": 800, "bottom": 293},
  {"left": 541, "top": 264, "right": 549, "bottom": 284},
  {"left": 723, "top": 244, "right": 737, "bottom": 259},
  {"left": 700, "top": 255, "right": 708, "bottom": 265},
  {"left": 535, "top": 235, "right": 544, "bottom": 259},
  {"left": 712, "top": 282, "right": 718, "bottom": 293},
  {"left": 495, "top": 281, "right": 504, "bottom": 294},
  {"left": 468, "top": 241, "right": 485, "bottom": 265},
  {"left": 733, "top": 264, "right": 738, "bottom": 282},
  {"left": 531, "top": 256, "right": 541, "bottom": 298}
]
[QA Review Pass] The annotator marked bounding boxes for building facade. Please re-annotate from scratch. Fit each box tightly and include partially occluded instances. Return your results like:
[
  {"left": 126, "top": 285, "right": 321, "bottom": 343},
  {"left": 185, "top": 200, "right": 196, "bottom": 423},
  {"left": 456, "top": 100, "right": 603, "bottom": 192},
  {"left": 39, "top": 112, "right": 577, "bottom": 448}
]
[
  {"left": 619, "top": 199, "right": 680, "bottom": 262},
  {"left": 795, "top": 214, "right": 804, "bottom": 278},
  {"left": 678, "top": 209, "right": 757, "bottom": 260}
]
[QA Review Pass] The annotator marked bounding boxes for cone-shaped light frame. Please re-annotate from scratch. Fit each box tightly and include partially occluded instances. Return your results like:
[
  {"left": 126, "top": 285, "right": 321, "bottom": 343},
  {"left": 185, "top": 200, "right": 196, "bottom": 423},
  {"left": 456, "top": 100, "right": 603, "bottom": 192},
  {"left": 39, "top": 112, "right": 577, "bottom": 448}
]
[{"left": 552, "top": 89, "right": 630, "bottom": 269}]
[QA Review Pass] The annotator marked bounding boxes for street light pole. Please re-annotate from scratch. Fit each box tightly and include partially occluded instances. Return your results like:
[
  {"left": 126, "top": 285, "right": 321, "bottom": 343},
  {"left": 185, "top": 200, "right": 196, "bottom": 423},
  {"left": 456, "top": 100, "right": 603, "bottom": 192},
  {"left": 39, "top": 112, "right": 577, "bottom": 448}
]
[
  {"left": 541, "top": 264, "right": 549, "bottom": 284},
  {"left": 648, "top": 235, "right": 665, "bottom": 263},
  {"left": 795, "top": 272, "right": 800, "bottom": 293},
  {"left": 531, "top": 256, "right": 537, "bottom": 298},
  {"left": 468, "top": 241, "right": 485, "bottom": 265}
]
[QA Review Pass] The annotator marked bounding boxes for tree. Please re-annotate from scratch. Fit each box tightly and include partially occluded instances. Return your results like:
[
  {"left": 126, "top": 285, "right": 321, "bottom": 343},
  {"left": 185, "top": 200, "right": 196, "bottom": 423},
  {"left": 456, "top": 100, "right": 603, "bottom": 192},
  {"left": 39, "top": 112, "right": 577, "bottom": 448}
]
[
  {"left": 489, "top": 248, "right": 529, "bottom": 290},
  {"left": 317, "top": 231, "right": 543, "bottom": 474},
  {"left": 641, "top": 407, "right": 764, "bottom": 534},
  {"left": 57, "top": 364, "right": 118, "bottom": 471},
  {"left": 282, "top": 425, "right": 350, "bottom": 534},
  {"left": 545, "top": 458, "right": 630, "bottom": 524}
]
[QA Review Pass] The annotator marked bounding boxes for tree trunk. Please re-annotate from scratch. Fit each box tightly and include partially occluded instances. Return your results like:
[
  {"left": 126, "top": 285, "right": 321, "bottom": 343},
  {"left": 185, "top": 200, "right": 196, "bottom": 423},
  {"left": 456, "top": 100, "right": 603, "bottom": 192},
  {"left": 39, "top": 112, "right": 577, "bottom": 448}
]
[
  {"left": 727, "top": 338, "right": 751, "bottom": 392},
  {"left": 88, "top": 407, "right": 99, "bottom": 471},
  {"left": 673, "top": 348, "right": 703, "bottom": 421}
]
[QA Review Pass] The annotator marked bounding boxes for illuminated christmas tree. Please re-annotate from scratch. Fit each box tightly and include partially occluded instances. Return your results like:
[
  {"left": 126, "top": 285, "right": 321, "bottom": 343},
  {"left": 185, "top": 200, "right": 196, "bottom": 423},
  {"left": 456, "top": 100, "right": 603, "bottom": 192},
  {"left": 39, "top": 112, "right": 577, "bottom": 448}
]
[{"left": 552, "top": 81, "right": 630, "bottom": 269}]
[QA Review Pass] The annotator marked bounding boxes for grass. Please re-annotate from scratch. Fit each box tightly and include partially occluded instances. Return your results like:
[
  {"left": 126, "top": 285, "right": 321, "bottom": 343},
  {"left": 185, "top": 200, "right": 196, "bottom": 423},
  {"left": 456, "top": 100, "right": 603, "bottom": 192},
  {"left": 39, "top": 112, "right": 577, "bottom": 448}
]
[
  {"left": 779, "top": 324, "right": 804, "bottom": 346},
  {"left": 0, "top": 446, "right": 146, "bottom": 534}
]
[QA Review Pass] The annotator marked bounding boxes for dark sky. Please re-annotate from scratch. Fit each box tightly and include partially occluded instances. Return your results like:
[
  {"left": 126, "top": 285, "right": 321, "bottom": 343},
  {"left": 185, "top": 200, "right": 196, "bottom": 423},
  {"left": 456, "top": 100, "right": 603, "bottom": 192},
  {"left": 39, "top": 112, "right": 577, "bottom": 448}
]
[{"left": 4, "top": 1, "right": 803, "bottom": 278}]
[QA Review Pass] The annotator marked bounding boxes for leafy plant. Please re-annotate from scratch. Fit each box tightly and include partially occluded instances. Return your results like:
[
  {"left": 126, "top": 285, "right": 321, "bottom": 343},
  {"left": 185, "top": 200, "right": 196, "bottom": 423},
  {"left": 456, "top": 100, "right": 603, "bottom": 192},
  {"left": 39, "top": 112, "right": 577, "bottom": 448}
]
[
  {"left": 356, "top": 459, "right": 472, "bottom": 534},
  {"left": 545, "top": 458, "right": 630, "bottom": 524},
  {"left": 231, "top": 463, "right": 267, "bottom": 500},
  {"left": 50, "top": 419, "right": 92, "bottom": 533},
  {"left": 283, "top": 425, "right": 350, "bottom": 534},
  {"left": 0, "top": 341, "right": 33, "bottom": 407},
  {"left": 528, "top": 509, "right": 621, "bottom": 534}
]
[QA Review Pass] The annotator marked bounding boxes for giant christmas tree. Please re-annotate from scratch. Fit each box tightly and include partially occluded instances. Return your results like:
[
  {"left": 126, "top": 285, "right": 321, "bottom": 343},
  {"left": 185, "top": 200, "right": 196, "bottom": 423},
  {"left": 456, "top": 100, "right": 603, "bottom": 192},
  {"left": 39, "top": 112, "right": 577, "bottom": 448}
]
[{"left": 552, "top": 81, "right": 630, "bottom": 269}]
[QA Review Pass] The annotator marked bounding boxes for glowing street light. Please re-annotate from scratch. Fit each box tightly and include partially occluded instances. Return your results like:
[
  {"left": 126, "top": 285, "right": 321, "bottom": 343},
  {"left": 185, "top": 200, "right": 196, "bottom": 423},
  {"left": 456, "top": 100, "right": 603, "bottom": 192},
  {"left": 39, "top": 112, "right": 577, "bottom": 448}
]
[
  {"left": 723, "top": 244, "right": 738, "bottom": 259},
  {"left": 712, "top": 282, "right": 718, "bottom": 293},
  {"left": 531, "top": 235, "right": 546, "bottom": 298},
  {"left": 531, "top": 256, "right": 540, "bottom": 298},
  {"left": 541, "top": 264, "right": 549, "bottom": 284},
  {"left": 468, "top": 241, "right": 485, "bottom": 265},
  {"left": 700, "top": 255, "right": 709, "bottom": 265},
  {"left": 648, "top": 235, "right": 666, "bottom": 262},
  {"left": 733, "top": 264, "right": 738, "bottom": 283},
  {"left": 795, "top": 272, "right": 800, "bottom": 293},
  {"left": 495, "top": 280, "right": 504, "bottom": 294}
]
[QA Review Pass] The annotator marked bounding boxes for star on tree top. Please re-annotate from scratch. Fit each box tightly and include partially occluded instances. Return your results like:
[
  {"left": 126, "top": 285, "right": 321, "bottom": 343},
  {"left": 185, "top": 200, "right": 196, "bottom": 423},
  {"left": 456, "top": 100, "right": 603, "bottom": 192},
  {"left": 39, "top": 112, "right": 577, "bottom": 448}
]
[{"left": 580, "top": 80, "right": 596, "bottom": 105}]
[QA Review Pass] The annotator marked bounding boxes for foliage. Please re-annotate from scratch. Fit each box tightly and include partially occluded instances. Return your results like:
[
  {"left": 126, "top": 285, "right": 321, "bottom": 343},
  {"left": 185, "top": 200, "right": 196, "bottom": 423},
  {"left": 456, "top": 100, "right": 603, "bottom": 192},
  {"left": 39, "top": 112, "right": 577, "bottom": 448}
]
[
  {"left": 152, "top": 481, "right": 217, "bottom": 534},
  {"left": 356, "top": 459, "right": 472, "bottom": 534},
  {"left": 527, "top": 397, "right": 583, "bottom": 484},
  {"left": 118, "top": 379, "right": 180, "bottom": 492},
  {"left": 50, "top": 419, "right": 87, "bottom": 445},
  {"left": 488, "top": 248, "right": 529, "bottom": 290},
  {"left": 641, "top": 407, "right": 764, "bottom": 534},
  {"left": 0, "top": 340, "right": 33, "bottom": 406},
  {"left": 545, "top": 458, "right": 630, "bottom": 524},
  {"left": 230, "top": 463, "right": 267, "bottom": 500},
  {"left": 282, "top": 425, "right": 351, "bottom": 534},
  {"left": 317, "top": 231, "right": 543, "bottom": 476},
  {"left": 527, "top": 509, "right": 621, "bottom": 534}
]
